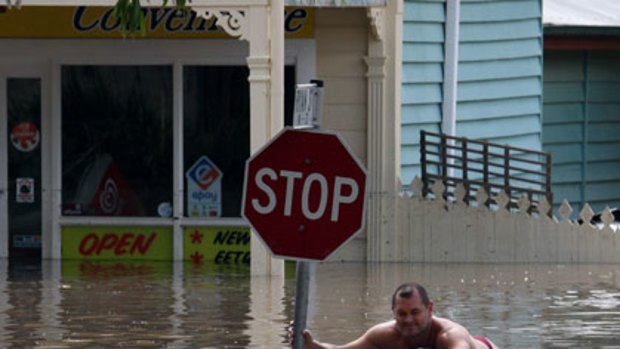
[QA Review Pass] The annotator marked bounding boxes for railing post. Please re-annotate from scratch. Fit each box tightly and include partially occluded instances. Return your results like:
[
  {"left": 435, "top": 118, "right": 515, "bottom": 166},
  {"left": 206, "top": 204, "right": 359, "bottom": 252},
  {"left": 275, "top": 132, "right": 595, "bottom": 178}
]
[
  {"left": 440, "top": 134, "right": 448, "bottom": 191},
  {"left": 504, "top": 147, "right": 510, "bottom": 208},
  {"left": 462, "top": 138, "right": 468, "bottom": 203},
  {"left": 546, "top": 152, "right": 553, "bottom": 217},
  {"left": 483, "top": 142, "right": 490, "bottom": 205},
  {"left": 420, "top": 130, "right": 428, "bottom": 197}
]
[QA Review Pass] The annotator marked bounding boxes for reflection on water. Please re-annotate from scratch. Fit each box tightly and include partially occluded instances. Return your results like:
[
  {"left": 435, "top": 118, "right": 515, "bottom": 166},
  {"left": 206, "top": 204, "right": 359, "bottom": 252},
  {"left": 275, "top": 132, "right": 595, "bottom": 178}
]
[{"left": 0, "top": 260, "right": 620, "bottom": 348}]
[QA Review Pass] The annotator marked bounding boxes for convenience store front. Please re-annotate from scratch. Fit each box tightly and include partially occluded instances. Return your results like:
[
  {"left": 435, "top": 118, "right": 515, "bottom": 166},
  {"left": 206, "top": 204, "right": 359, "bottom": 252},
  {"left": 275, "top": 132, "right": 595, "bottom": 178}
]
[
  {"left": 0, "top": 3, "right": 314, "bottom": 268},
  {"left": 1, "top": 0, "right": 399, "bottom": 272}
]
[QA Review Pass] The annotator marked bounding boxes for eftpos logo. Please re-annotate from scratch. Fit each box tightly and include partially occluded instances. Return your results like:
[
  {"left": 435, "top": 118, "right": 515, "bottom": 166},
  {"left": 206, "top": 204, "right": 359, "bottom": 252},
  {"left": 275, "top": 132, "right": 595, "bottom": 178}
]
[{"left": 187, "top": 156, "right": 221, "bottom": 191}]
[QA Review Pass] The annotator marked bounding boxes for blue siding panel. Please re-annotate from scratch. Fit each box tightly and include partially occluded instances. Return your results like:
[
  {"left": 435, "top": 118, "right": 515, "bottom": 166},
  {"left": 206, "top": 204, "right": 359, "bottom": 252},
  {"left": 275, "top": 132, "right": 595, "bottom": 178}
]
[
  {"left": 458, "top": 96, "right": 540, "bottom": 120},
  {"left": 458, "top": 114, "right": 541, "bottom": 139},
  {"left": 544, "top": 144, "right": 583, "bottom": 165},
  {"left": 402, "top": 43, "right": 444, "bottom": 62},
  {"left": 403, "top": 23, "right": 445, "bottom": 42},
  {"left": 588, "top": 143, "right": 620, "bottom": 162},
  {"left": 589, "top": 104, "right": 620, "bottom": 122},
  {"left": 402, "top": 62, "right": 443, "bottom": 83},
  {"left": 458, "top": 77, "right": 541, "bottom": 102},
  {"left": 542, "top": 82, "right": 584, "bottom": 103},
  {"left": 460, "top": 0, "right": 540, "bottom": 22},
  {"left": 402, "top": 104, "right": 442, "bottom": 124},
  {"left": 460, "top": 19, "right": 541, "bottom": 42},
  {"left": 459, "top": 39, "right": 540, "bottom": 61},
  {"left": 459, "top": 57, "right": 541, "bottom": 82},
  {"left": 542, "top": 124, "right": 583, "bottom": 144},
  {"left": 402, "top": 83, "right": 443, "bottom": 104},
  {"left": 542, "top": 103, "right": 583, "bottom": 124},
  {"left": 403, "top": 1, "right": 445, "bottom": 22}
]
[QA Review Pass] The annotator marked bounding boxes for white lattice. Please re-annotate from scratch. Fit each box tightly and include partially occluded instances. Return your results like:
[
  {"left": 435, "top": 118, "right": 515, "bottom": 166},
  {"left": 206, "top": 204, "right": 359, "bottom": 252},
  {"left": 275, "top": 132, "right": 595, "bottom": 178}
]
[{"left": 193, "top": 8, "right": 247, "bottom": 40}]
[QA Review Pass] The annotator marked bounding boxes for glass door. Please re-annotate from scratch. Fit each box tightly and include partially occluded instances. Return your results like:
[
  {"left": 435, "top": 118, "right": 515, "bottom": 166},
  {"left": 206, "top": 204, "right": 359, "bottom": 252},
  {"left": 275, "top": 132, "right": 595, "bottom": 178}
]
[{"left": 0, "top": 71, "right": 43, "bottom": 262}]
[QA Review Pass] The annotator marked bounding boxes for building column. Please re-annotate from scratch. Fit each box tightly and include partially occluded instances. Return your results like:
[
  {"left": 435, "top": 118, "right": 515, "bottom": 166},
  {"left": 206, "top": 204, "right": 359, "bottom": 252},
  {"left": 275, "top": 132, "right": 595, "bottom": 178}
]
[
  {"left": 365, "top": 1, "right": 403, "bottom": 261},
  {"left": 195, "top": 2, "right": 283, "bottom": 276}
]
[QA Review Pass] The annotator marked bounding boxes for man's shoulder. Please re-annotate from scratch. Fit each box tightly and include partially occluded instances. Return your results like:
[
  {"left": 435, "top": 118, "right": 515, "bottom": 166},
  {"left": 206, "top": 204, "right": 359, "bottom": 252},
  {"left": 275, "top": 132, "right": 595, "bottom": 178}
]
[
  {"left": 433, "top": 316, "right": 467, "bottom": 332},
  {"left": 367, "top": 320, "right": 396, "bottom": 334},
  {"left": 364, "top": 321, "right": 400, "bottom": 346},
  {"left": 433, "top": 317, "right": 478, "bottom": 348}
]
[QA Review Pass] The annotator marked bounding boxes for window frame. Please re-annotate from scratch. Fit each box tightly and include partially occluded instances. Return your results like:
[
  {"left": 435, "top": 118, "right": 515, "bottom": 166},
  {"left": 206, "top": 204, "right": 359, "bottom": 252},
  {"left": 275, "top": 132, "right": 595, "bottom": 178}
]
[{"left": 51, "top": 39, "right": 316, "bottom": 231}]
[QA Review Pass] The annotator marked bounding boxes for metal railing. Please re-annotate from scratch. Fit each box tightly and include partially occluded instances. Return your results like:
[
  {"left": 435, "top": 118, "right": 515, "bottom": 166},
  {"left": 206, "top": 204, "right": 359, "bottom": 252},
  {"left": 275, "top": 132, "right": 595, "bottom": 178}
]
[{"left": 420, "top": 130, "right": 553, "bottom": 210}]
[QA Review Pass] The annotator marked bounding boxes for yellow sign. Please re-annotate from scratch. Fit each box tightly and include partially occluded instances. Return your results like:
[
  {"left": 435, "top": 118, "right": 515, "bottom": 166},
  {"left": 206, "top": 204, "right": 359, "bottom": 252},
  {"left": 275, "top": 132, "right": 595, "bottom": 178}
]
[
  {"left": 61, "top": 260, "right": 174, "bottom": 279},
  {"left": 0, "top": 6, "right": 313, "bottom": 39},
  {"left": 62, "top": 226, "right": 173, "bottom": 260},
  {"left": 184, "top": 226, "right": 250, "bottom": 265}
]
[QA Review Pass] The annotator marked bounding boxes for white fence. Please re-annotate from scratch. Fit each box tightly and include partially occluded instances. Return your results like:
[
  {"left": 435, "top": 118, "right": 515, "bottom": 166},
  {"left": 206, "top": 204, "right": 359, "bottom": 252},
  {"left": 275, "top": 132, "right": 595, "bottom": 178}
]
[{"left": 395, "top": 177, "right": 620, "bottom": 263}]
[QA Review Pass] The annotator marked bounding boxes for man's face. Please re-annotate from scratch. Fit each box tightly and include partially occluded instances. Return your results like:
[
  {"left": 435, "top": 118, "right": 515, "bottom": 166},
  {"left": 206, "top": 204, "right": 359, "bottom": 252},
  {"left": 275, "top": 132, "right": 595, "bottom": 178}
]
[{"left": 392, "top": 292, "right": 433, "bottom": 338}]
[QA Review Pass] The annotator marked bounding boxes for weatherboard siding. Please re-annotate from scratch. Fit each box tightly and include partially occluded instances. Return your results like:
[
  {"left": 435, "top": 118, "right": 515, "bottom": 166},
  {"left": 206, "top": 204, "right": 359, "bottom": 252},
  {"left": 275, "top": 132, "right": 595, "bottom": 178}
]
[
  {"left": 401, "top": 0, "right": 543, "bottom": 185},
  {"left": 543, "top": 50, "right": 620, "bottom": 213}
]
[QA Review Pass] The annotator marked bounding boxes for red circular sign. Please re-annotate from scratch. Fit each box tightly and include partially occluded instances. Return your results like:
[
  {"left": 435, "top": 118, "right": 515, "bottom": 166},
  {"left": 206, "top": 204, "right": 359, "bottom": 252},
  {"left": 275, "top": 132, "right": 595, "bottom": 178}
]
[
  {"left": 10, "top": 122, "right": 40, "bottom": 152},
  {"left": 242, "top": 128, "right": 367, "bottom": 261}
]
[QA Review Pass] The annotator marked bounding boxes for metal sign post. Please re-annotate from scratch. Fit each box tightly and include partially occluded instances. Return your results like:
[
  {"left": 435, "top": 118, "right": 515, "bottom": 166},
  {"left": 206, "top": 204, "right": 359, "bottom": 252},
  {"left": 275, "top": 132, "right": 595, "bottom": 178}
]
[
  {"left": 293, "top": 261, "right": 311, "bottom": 349},
  {"left": 292, "top": 79, "right": 320, "bottom": 349},
  {"left": 242, "top": 80, "right": 366, "bottom": 349}
]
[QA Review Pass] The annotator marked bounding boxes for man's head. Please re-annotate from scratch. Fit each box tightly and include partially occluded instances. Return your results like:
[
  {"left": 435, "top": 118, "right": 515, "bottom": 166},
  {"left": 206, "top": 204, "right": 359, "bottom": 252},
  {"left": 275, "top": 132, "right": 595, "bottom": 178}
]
[
  {"left": 390, "top": 282, "right": 434, "bottom": 339},
  {"left": 391, "top": 282, "right": 430, "bottom": 309}
]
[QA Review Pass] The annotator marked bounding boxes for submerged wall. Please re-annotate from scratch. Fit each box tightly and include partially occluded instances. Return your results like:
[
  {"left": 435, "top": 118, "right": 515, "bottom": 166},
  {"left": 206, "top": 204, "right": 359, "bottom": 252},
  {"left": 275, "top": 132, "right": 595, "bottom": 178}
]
[{"left": 391, "top": 177, "right": 620, "bottom": 263}]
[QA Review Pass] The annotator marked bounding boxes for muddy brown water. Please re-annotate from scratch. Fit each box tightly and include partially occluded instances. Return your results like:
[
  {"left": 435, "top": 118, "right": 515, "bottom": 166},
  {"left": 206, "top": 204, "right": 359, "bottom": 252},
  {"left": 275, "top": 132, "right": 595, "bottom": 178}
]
[{"left": 1, "top": 260, "right": 619, "bottom": 348}]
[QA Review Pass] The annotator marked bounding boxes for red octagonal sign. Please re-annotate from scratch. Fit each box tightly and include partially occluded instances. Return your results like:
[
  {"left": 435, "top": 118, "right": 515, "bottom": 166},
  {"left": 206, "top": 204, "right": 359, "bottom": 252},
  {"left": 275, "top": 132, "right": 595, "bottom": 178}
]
[{"left": 242, "top": 128, "right": 367, "bottom": 261}]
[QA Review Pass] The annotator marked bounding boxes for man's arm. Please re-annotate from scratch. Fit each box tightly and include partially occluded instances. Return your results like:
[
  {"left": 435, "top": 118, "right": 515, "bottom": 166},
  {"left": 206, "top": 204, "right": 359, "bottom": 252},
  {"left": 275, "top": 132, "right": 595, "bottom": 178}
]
[
  {"left": 297, "top": 325, "right": 388, "bottom": 349},
  {"left": 435, "top": 326, "right": 477, "bottom": 349}
]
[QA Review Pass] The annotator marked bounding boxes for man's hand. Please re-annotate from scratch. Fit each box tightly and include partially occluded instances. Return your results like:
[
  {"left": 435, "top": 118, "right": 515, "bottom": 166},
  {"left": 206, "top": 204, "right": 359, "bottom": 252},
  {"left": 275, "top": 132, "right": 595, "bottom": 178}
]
[{"left": 288, "top": 322, "right": 322, "bottom": 349}]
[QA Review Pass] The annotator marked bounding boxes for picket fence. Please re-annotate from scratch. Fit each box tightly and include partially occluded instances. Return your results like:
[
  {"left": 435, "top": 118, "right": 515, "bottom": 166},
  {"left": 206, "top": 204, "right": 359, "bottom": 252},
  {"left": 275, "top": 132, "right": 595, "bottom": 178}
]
[{"left": 394, "top": 177, "right": 620, "bottom": 263}]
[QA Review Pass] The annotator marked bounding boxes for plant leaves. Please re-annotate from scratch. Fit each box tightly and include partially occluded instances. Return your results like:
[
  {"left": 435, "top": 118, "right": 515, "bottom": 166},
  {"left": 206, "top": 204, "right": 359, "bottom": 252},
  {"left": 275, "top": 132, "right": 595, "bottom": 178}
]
[{"left": 113, "top": 0, "right": 191, "bottom": 37}]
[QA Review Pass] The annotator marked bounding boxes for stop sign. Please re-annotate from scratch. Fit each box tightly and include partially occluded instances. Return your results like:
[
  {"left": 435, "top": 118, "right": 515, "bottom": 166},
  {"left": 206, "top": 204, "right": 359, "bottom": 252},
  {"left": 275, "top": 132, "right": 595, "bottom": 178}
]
[{"left": 242, "top": 128, "right": 367, "bottom": 261}]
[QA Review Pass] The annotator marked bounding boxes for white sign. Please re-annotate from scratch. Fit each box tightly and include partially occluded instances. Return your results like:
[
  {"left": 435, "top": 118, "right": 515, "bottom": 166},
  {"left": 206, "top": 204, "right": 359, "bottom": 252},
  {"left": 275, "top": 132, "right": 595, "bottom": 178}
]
[
  {"left": 16, "top": 177, "right": 35, "bottom": 203},
  {"left": 293, "top": 82, "right": 323, "bottom": 129},
  {"left": 250, "top": 168, "right": 359, "bottom": 222},
  {"left": 186, "top": 156, "right": 223, "bottom": 217}
]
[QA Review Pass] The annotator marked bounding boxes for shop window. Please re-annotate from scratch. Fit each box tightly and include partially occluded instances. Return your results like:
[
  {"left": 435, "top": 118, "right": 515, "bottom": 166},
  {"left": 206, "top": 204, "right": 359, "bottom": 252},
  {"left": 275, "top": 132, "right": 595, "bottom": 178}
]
[
  {"left": 183, "top": 66, "right": 249, "bottom": 218},
  {"left": 183, "top": 66, "right": 295, "bottom": 218},
  {"left": 61, "top": 65, "right": 173, "bottom": 217}
]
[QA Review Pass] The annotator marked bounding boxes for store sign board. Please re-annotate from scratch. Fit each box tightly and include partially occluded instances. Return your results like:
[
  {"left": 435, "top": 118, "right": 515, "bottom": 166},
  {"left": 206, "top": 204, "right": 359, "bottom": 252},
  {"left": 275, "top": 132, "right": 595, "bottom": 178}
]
[
  {"left": 62, "top": 226, "right": 173, "bottom": 260},
  {"left": 183, "top": 226, "right": 250, "bottom": 265},
  {"left": 0, "top": 6, "right": 313, "bottom": 39},
  {"left": 186, "top": 155, "right": 223, "bottom": 217}
]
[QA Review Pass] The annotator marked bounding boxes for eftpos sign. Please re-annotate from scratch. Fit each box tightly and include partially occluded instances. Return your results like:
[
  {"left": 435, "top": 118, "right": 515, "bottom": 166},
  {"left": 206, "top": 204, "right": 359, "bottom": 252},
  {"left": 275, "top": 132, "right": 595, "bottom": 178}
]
[{"left": 186, "top": 155, "right": 223, "bottom": 217}]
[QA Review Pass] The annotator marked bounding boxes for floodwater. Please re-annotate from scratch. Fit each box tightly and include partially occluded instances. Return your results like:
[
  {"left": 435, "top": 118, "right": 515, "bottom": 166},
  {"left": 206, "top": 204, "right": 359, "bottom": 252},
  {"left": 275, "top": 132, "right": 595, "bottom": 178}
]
[{"left": 1, "top": 260, "right": 620, "bottom": 348}]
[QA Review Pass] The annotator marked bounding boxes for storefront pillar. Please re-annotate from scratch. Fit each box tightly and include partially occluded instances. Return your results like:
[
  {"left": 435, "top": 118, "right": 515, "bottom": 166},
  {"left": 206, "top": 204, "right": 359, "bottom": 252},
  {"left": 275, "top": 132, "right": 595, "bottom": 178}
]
[
  {"left": 195, "top": 2, "right": 284, "bottom": 275},
  {"left": 365, "top": 1, "right": 402, "bottom": 261},
  {"left": 249, "top": 1, "right": 285, "bottom": 276}
]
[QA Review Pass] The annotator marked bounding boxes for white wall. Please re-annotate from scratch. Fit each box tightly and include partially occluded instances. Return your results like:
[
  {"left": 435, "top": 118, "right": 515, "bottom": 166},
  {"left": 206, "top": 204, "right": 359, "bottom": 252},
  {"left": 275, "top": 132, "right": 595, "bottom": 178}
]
[{"left": 314, "top": 8, "right": 369, "bottom": 261}]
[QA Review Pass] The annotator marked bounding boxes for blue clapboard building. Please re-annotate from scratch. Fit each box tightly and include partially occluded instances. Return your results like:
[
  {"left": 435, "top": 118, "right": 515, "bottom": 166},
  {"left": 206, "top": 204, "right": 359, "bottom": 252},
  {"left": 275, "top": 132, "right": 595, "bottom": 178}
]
[{"left": 400, "top": 0, "right": 620, "bottom": 215}]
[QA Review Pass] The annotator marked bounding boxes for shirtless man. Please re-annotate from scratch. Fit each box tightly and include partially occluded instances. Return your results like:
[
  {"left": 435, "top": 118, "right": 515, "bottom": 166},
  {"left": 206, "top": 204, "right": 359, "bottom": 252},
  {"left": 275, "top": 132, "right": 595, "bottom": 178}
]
[{"left": 294, "top": 282, "right": 499, "bottom": 349}]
